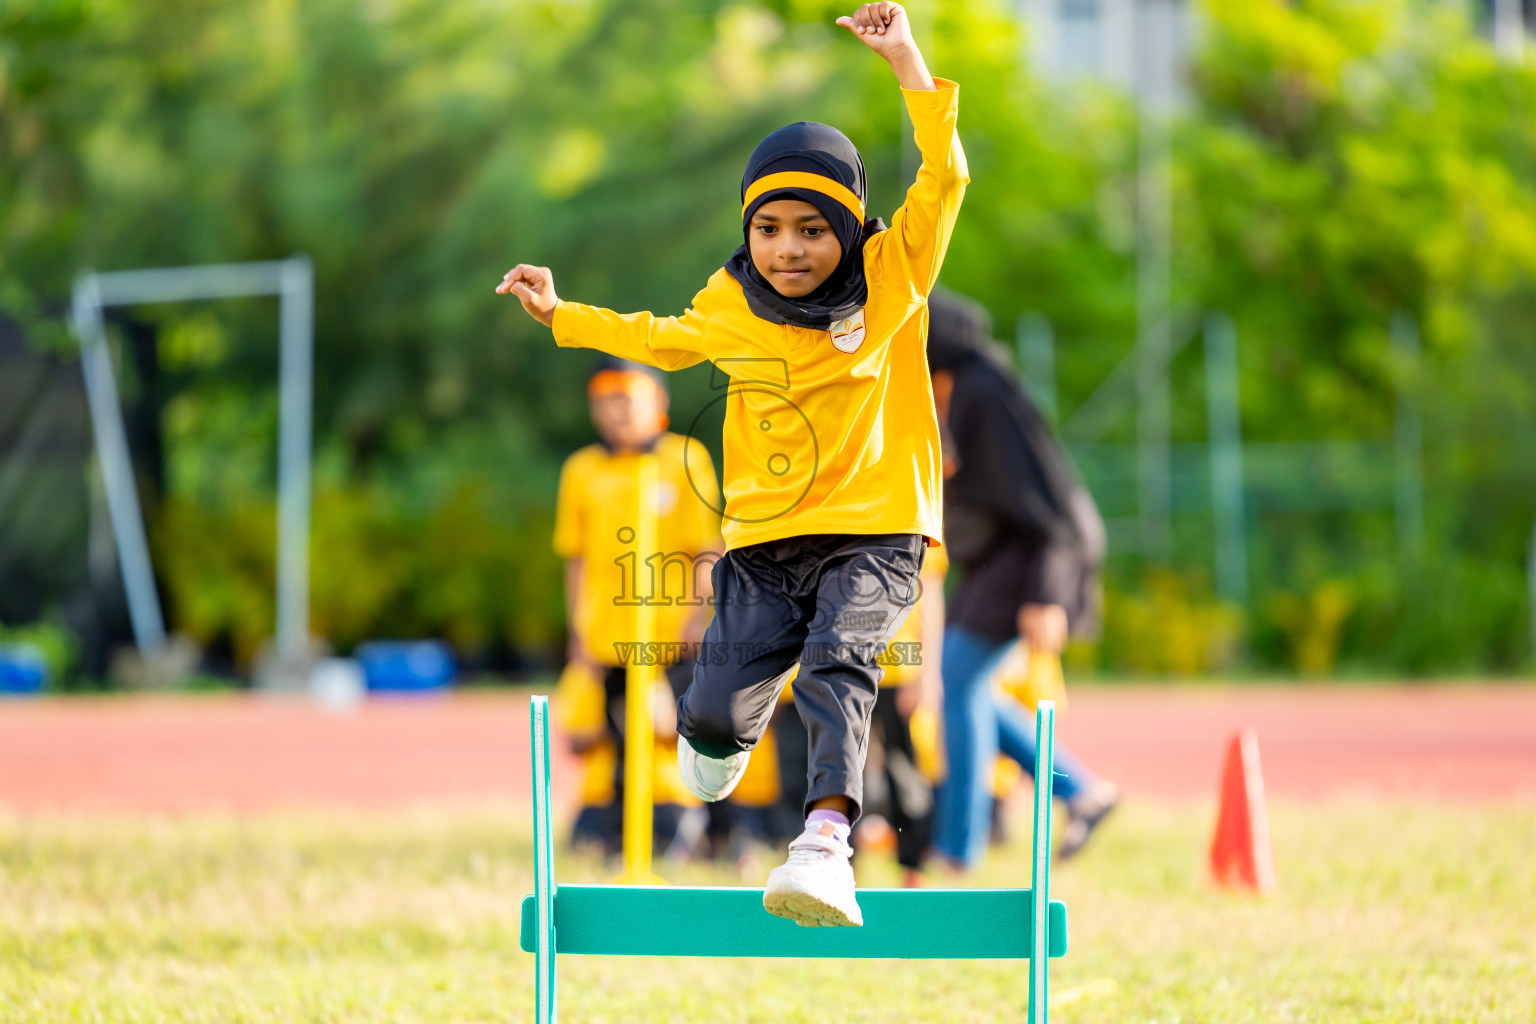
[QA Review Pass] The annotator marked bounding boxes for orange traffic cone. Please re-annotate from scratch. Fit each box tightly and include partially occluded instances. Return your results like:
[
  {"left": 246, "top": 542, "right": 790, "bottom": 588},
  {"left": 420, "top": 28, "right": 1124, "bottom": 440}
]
[{"left": 1209, "top": 729, "right": 1277, "bottom": 894}]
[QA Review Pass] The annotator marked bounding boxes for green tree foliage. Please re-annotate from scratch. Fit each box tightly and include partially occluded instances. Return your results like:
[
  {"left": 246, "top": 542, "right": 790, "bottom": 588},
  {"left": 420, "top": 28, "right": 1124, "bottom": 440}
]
[
  {"left": 1, "top": 0, "right": 1531, "bottom": 674},
  {"left": 1179, "top": 0, "right": 1536, "bottom": 673}
]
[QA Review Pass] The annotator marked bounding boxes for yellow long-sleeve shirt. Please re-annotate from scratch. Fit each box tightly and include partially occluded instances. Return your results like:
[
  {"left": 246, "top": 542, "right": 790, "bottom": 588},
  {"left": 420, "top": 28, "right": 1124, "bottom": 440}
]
[{"left": 551, "top": 80, "right": 967, "bottom": 552}]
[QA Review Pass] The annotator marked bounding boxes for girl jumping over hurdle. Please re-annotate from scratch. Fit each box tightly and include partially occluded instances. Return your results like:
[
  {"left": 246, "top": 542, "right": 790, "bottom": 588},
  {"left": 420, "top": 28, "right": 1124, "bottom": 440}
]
[{"left": 499, "top": 2, "right": 965, "bottom": 927}]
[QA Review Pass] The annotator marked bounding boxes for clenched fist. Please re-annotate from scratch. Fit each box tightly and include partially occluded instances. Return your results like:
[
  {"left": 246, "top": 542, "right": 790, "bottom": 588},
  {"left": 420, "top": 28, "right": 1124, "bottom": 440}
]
[
  {"left": 835, "top": 4, "right": 934, "bottom": 91},
  {"left": 836, "top": 3, "right": 915, "bottom": 58},
  {"left": 496, "top": 263, "right": 559, "bottom": 328}
]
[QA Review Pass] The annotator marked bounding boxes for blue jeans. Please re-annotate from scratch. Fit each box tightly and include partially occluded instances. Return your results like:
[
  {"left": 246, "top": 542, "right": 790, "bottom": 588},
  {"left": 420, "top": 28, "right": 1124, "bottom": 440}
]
[{"left": 934, "top": 624, "right": 1096, "bottom": 867}]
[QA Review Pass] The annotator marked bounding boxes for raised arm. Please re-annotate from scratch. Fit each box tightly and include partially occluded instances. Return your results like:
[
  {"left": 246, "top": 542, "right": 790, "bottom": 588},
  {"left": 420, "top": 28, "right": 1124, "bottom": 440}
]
[
  {"left": 497, "top": 262, "right": 709, "bottom": 371},
  {"left": 835, "top": 5, "right": 968, "bottom": 297}
]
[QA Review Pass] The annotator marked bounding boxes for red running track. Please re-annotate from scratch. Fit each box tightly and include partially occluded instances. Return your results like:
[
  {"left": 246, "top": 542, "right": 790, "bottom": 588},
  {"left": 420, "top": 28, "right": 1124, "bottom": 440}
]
[
  {"left": 1058, "top": 684, "right": 1536, "bottom": 801},
  {"left": 0, "top": 693, "right": 574, "bottom": 814},
  {"left": 0, "top": 686, "right": 1532, "bottom": 813}
]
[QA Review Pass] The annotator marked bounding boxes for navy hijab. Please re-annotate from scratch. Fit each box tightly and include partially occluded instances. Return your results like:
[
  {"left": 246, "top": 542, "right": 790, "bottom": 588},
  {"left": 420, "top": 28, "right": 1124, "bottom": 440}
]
[{"left": 724, "top": 121, "right": 886, "bottom": 331}]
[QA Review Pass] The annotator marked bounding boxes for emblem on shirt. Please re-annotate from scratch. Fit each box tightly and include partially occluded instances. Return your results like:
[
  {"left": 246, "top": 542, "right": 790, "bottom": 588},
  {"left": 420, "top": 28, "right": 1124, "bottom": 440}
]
[{"left": 830, "top": 309, "right": 867, "bottom": 353}]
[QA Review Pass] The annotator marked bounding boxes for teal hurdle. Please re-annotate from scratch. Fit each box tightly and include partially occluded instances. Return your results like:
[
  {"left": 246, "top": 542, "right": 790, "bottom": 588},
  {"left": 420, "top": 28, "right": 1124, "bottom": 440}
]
[{"left": 521, "top": 695, "right": 1068, "bottom": 1022}]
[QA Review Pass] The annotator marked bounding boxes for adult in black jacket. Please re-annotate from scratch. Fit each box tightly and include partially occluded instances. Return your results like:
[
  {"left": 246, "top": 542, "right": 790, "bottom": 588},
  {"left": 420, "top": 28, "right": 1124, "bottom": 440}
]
[{"left": 927, "top": 290, "right": 1118, "bottom": 867}]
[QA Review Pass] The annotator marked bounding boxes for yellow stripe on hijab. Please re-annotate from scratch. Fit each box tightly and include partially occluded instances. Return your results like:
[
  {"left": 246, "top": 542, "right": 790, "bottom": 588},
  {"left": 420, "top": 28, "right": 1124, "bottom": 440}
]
[{"left": 742, "top": 172, "right": 865, "bottom": 221}]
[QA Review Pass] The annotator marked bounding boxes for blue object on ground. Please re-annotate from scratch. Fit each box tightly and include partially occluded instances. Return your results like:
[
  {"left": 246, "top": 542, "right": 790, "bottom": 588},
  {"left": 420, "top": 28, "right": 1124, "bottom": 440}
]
[
  {"left": 0, "top": 644, "right": 49, "bottom": 695},
  {"left": 355, "top": 640, "right": 456, "bottom": 693}
]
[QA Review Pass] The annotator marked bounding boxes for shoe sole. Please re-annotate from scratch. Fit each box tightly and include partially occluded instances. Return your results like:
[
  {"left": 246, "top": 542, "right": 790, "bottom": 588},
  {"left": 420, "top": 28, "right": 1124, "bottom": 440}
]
[{"left": 763, "top": 883, "right": 863, "bottom": 928}]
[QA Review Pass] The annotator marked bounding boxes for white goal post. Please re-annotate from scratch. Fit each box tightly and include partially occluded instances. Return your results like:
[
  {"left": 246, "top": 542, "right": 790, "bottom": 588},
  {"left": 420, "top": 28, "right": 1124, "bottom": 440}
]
[{"left": 70, "top": 258, "right": 313, "bottom": 681}]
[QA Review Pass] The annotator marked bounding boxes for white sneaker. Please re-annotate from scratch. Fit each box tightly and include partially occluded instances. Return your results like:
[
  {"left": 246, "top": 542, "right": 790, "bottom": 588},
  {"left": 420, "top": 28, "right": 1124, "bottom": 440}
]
[
  {"left": 763, "top": 819, "right": 863, "bottom": 928},
  {"left": 676, "top": 735, "right": 751, "bottom": 802}
]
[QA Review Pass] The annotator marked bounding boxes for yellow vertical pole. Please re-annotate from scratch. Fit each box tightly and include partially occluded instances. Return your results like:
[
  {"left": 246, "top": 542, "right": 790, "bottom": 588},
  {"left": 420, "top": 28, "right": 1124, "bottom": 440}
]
[{"left": 620, "top": 452, "right": 659, "bottom": 883}]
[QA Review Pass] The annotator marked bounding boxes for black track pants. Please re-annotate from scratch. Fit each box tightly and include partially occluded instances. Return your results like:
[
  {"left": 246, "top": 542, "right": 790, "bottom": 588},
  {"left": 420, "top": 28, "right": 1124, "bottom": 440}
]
[{"left": 676, "top": 532, "right": 926, "bottom": 822}]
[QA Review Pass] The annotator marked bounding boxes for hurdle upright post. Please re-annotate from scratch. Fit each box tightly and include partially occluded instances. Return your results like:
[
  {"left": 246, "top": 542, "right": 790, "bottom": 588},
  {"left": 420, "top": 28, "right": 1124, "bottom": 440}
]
[
  {"left": 530, "top": 695, "right": 557, "bottom": 1024},
  {"left": 1028, "top": 699, "right": 1057, "bottom": 1024},
  {"left": 620, "top": 453, "right": 659, "bottom": 883}
]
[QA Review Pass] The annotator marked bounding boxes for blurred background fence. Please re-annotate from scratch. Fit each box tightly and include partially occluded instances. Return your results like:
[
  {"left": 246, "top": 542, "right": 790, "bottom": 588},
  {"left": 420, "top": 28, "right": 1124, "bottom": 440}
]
[{"left": 2, "top": 0, "right": 1533, "bottom": 686}]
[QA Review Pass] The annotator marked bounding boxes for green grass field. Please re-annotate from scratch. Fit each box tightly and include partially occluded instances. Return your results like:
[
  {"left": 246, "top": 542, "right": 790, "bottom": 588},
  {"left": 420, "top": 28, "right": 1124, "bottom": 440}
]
[{"left": 2, "top": 800, "right": 1532, "bottom": 1023}]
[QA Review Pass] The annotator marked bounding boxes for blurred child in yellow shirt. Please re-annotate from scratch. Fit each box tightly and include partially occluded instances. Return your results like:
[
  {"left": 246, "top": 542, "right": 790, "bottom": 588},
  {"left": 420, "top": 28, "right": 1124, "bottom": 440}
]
[{"left": 552, "top": 358, "right": 723, "bottom": 857}]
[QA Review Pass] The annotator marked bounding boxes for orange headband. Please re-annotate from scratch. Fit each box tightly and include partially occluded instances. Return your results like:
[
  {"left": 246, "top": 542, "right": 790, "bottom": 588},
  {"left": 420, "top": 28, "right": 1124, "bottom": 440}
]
[
  {"left": 587, "top": 369, "right": 664, "bottom": 400},
  {"left": 742, "top": 171, "right": 865, "bottom": 222},
  {"left": 587, "top": 370, "right": 669, "bottom": 432}
]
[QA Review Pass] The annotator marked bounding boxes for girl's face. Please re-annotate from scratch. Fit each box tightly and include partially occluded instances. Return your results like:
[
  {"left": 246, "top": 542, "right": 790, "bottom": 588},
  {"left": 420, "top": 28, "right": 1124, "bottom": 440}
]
[{"left": 747, "top": 199, "right": 843, "bottom": 298}]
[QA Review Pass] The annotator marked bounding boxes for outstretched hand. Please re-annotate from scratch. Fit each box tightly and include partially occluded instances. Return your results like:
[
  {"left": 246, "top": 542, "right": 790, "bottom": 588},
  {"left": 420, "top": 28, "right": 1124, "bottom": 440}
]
[
  {"left": 496, "top": 263, "right": 559, "bottom": 328},
  {"left": 835, "top": 3, "right": 916, "bottom": 59}
]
